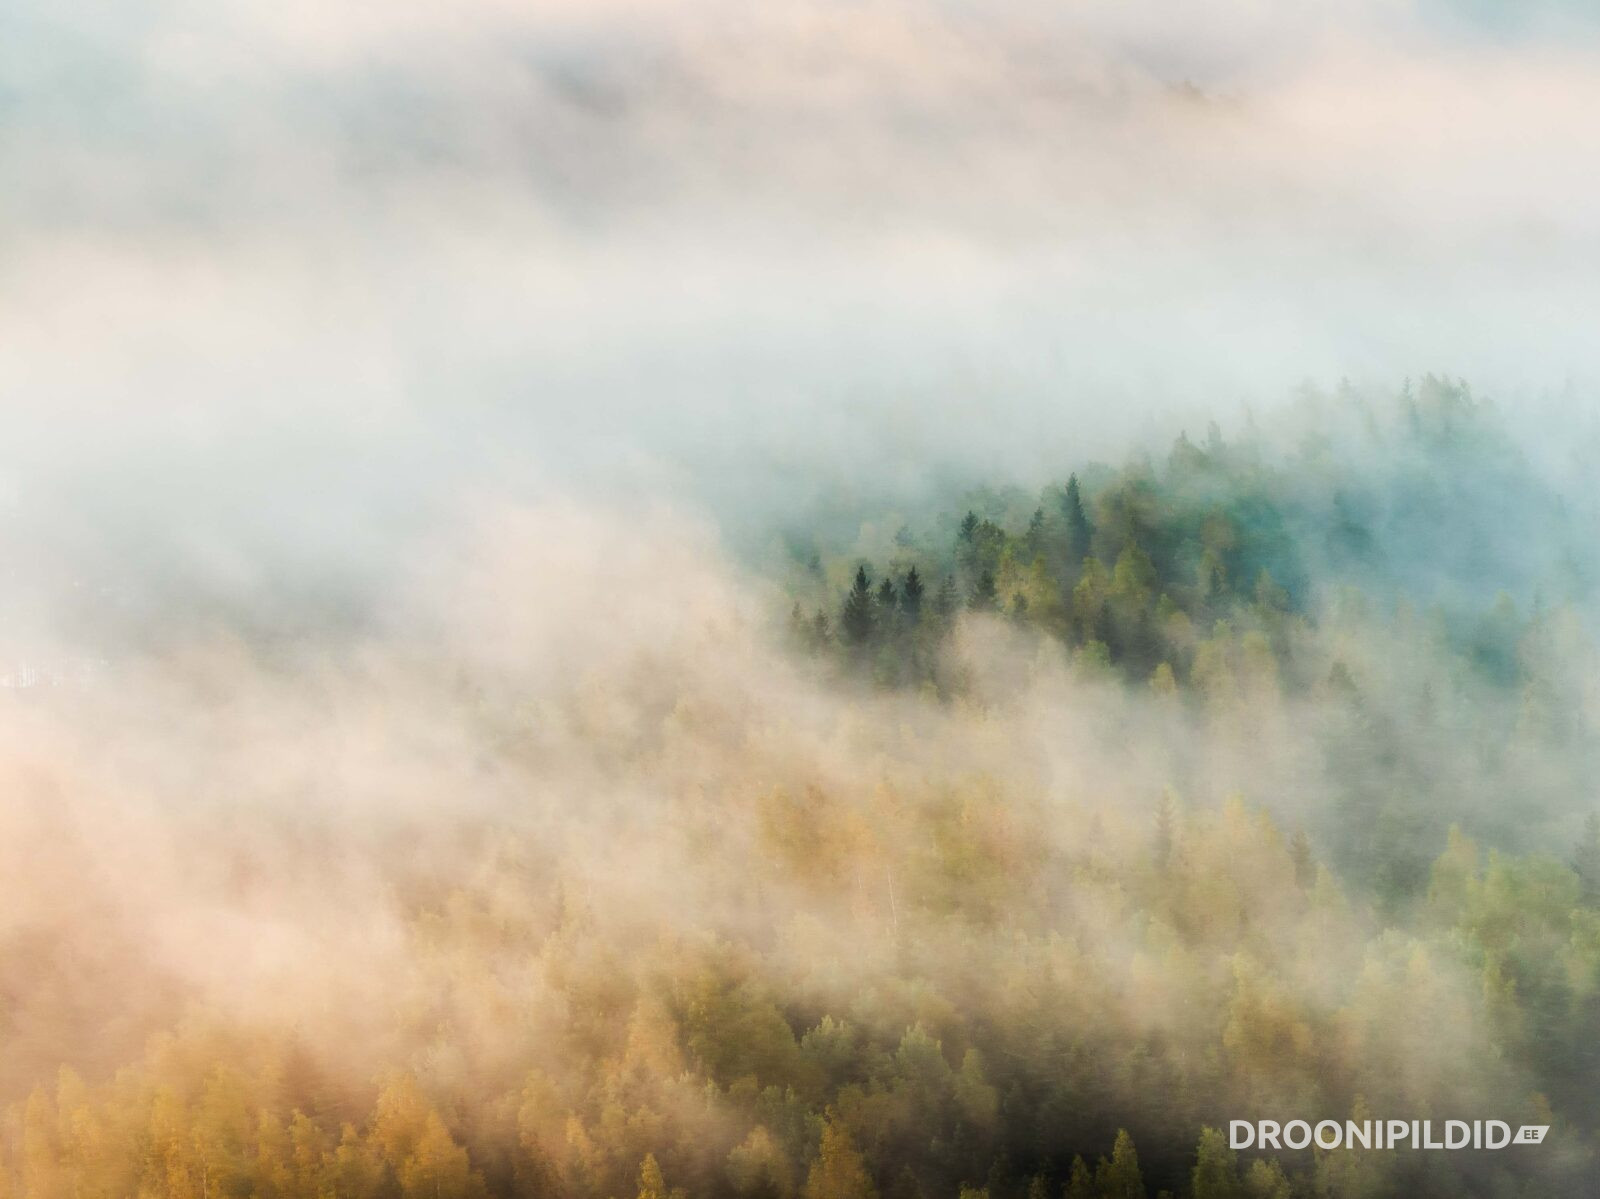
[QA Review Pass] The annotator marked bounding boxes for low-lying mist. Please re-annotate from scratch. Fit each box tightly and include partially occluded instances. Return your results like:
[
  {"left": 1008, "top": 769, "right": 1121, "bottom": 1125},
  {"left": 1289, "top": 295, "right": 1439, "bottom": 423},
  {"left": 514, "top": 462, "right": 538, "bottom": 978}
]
[
  {"left": 1, "top": 465, "right": 1595, "bottom": 1195},
  {"left": 6, "top": 1, "right": 1600, "bottom": 1195}
]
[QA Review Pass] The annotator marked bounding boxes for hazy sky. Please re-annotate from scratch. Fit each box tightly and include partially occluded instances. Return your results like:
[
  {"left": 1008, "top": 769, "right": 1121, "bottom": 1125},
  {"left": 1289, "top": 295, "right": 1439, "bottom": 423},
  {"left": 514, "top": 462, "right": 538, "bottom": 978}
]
[{"left": 3, "top": 0, "right": 1599, "bottom": 639}]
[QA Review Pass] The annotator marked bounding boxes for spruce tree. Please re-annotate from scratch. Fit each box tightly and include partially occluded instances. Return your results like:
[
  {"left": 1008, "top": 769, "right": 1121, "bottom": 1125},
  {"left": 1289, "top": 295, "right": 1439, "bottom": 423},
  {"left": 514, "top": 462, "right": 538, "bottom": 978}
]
[
  {"left": 639, "top": 1154, "right": 668, "bottom": 1199},
  {"left": 842, "top": 566, "right": 876, "bottom": 645},
  {"left": 1095, "top": 1129, "right": 1146, "bottom": 1199},
  {"left": 804, "top": 1117, "right": 876, "bottom": 1199},
  {"left": 1062, "top": 474, "right": 1092, "bottom": 567},
  {"left": 1065, "top": 1157, "right": 1094, "bottom": 1199},
  {"left": 1191, "top": 1128, "right": 1243, "bottom": 1199},
  {"left": 901, "top": 568, "right": 925, "bottom": 621},
  {"left": 1025, "top": 507, "right": 1046, "bottom": 558}
]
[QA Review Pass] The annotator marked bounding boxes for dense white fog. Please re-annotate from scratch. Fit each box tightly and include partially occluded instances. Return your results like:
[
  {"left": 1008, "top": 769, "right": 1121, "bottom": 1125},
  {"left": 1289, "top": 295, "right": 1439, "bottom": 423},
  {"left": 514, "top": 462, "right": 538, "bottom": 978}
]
[{"left": 4, "top": 0, "right": 1600, "bottom": 643}]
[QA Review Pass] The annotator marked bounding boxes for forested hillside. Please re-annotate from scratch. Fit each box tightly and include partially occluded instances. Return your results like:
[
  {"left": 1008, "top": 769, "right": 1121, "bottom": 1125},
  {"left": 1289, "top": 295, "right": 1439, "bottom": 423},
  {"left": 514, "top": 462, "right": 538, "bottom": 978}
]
[
  {"left": 783, "top": 377, "right": 1598, "bottom": 900},
  {"left": 2, "top": 381, "right": 1599, "bottom": 1199}
]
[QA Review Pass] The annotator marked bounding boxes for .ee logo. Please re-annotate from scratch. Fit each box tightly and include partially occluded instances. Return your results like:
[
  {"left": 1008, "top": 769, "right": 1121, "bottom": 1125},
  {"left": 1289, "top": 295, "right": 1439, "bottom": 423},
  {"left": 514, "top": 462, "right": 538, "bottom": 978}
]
[{"left": 1515, "top": 1126, "right": 1549, "bottom": 1145}]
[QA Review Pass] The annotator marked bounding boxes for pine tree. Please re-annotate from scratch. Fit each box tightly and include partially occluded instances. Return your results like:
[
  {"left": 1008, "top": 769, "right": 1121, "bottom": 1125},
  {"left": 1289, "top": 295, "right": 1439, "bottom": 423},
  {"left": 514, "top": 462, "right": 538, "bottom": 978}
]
[
  {"left": 1064, "top": 1156, "right": 1094, "bottom": 1199},
  {"left": 935, "top": 577, "right": 958, "bottom": 620},
  {"left": 1242, "top": 1159, "right": 1290, "bottom": 1199},
  {"left": 639, "top": 1154, "right": 667, "bottom": 1199},
  {"left": 1025, "top": 507, "right": 1046, "bottom": 558},
  {"left": 401, "top": 1111, "right": 475, "bottom": 1199},
  {"left": 959, "top": 511, "right": 980, "bottom": 544},
  {"left": 803, "top": 1117, "right": 876, "bottom": 1199},
  {"left": 842, "top": 567, "right": 876, "bottom": 645},
  {"left": 901, "top": 568, "right": 925, "bottom": 622},
  {"left": 877, "top": 577, "right": 898, "bottom": 612},
  {"left": 1095, "top": 1130, "right": 1145, "bottom": 1199},
  {"left": 1191, "top": 1128, "right": 1243, "bottom": 1199},
  {"left": 1062, "top": 475, "right": 1092, "bottom": 567}
]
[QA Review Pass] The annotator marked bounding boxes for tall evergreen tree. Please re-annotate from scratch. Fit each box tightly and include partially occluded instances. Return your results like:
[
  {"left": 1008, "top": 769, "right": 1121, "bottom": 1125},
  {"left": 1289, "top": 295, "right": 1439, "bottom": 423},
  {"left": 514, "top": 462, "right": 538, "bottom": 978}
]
[
  {"left": 842, "top": 567, "right": 876, "bottom": 645},
  {"left": 1095, "top": 1130, "right": 1145, "bottom": 1199},
  {"left": 1064, "top": 1158, "right": 1094, "bottom": 1199},
  {"left": 901, "top": 568, "right": 925, "bottom": 622},
  {"left": 1024, "top": 507, "right": 1046, "bottom": 558},
  {"left": 1191, "top": 1128, "right": 1243, "bottom": 1199},
  {"left": 1062, "top": 474, "right": 1092, "bottom": 567},
  {"left": 803, "top": 1117, "right": 876, "bottom": 1199}
]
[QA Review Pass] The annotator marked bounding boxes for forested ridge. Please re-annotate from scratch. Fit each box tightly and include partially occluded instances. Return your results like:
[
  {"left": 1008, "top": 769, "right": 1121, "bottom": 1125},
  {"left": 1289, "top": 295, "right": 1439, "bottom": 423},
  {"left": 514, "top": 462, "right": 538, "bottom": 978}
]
[{"left": 4, "top": 380, "right": 1600, "bottom": 1198}]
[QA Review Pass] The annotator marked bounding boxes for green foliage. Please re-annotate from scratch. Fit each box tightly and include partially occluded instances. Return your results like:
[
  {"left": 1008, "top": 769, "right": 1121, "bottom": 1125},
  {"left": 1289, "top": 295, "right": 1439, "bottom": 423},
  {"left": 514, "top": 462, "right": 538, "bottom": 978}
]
[
  {"left": 1190, "top": 1129, "right": 1241, "bottom": 1199},
  {"left": 7, "top": 382, "right": 1600, "bottom": 1199},
  {"left": 843, "top": 567, "right": 876, "bottom": 646},
  {"left": 804, "top": 1117, "right": 876, "bottom": 1199}
]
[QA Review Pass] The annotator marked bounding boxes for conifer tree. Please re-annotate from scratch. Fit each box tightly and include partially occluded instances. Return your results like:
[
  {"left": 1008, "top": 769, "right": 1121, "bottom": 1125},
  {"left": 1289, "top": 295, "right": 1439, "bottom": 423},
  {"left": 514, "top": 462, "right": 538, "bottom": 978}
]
[
  {"left": 1095, "top": 1129, "right": 1145, "bottom": 1199},
  {"left": 842, "top": 567, "right": 876, "bottom": 645},
  {"left": 1191, "top": 1128, "right": 1243, "bottom": 1199},
  {"left": 1064, "top": 1157, "right": 1094, "bottom": 1199},
  {"left": 639, "top": 1154, "right": 667, "bottom": 1199},
  {"left": 1062, "top": 475, "right": 1092, "bottom": 567},
  {"left": 1025, "top": 507, "right": 1046, "bottom": 558},
  {"left": 1242, "top": 1159, "right": 1290, "bottom": 1199},
  {"left": 901, "top": 568, "right": 925, "bottom": 622},
  {"left": 803, "top": 1118, "right": 876, "bottom": 1199}
]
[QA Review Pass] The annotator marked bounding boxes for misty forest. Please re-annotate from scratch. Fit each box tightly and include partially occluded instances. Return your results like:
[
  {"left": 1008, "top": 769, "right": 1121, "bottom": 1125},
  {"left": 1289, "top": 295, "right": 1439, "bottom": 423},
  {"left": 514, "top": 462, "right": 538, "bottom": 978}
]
[
  {"left": 10, "top": 0, "right": 1600, "bottom": 1197},
  {"left": 3, "top": 377, "right": 1600, "bottom": 1199}
]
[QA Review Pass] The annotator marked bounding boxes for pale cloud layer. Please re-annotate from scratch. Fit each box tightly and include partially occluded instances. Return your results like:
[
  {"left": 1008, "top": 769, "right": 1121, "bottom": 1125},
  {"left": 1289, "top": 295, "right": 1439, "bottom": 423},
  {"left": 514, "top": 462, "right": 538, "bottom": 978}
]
[{"left": 2, "top": 0, "right": 1598, "bottom": 636}]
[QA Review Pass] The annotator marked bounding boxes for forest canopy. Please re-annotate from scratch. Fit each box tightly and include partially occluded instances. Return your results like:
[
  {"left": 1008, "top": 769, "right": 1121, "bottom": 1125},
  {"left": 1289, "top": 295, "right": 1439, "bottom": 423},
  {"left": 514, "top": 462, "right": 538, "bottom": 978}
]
[{"left": 0, "top": 380, "right": 1596, "bottom": 1198}]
